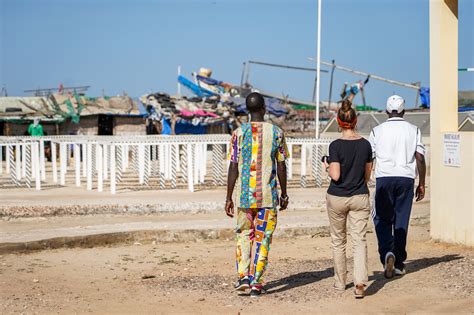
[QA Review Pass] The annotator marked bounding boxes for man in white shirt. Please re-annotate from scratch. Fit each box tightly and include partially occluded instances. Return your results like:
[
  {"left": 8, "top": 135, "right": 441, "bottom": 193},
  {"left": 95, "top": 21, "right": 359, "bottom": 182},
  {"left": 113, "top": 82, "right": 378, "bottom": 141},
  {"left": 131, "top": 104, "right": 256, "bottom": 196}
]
[{"left": 369, "top": 95, "right": 426, "bottom": 279}]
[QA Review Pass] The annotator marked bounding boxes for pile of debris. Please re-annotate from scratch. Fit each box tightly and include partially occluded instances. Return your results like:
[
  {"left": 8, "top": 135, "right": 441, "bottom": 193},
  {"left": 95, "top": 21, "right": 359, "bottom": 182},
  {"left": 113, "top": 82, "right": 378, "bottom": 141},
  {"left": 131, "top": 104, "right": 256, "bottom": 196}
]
[
  {"left": 140, "top": 91, "right": 294, "bottom": 133},
  {"left": 141, "top": 93, "right": 236, "bottom": 127}
]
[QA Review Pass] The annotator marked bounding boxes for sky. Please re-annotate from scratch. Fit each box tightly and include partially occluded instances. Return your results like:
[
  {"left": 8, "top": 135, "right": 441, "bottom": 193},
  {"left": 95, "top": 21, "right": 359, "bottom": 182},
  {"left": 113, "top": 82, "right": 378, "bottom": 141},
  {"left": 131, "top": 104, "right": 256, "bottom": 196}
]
[{"left": 0, "top": 0, "right": 472, "bottom": 109}]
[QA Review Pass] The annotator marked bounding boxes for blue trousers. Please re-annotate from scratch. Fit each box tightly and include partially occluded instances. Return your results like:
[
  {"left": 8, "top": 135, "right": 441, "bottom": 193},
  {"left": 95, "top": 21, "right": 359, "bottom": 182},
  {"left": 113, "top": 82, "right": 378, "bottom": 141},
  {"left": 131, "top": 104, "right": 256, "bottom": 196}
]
[{"left": 373, "top": 177, "right": 414, "bottom": 269}]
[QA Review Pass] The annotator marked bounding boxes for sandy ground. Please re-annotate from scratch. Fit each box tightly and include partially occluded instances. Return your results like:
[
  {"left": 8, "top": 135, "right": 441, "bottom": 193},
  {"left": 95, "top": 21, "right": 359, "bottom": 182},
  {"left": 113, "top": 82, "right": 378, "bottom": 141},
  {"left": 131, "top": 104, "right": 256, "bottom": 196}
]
[
  {"left": 0, "top": 187, "right": 326, "bottom": 217},
  {"left": 1, "top": 182, "right": 472, "bottom": 314},
  {"left": 1, "top": 223, "right": 473, "bottom": 314}
]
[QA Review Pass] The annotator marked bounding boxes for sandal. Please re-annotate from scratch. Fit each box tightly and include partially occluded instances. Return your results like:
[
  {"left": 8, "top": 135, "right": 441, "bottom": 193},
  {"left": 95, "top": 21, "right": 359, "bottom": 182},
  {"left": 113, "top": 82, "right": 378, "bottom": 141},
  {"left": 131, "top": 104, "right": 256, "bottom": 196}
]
[{"left": 354, "top": 284, "right": 365, "bottom": 299}]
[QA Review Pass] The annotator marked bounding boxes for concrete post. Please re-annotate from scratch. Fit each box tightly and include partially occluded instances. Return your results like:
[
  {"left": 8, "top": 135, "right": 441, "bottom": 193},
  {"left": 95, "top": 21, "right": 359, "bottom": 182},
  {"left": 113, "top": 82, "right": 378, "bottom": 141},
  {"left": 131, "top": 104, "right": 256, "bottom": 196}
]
[
  {"left": 187, "top": 144, "right": 194, "bottom": 192},
  {"left": 33, "top": 143, "right": 41, "bottom": 190},
  {"left": 300, "top": 144, "right": 307, "bottom": 188},
  {"left": 5, "top": 144, "right": 10, "bottom": 174},
  {"left": 110, "top": 144, "right": 116, "bottom": 194},
  {"left": 200, "top": 143, "right": 207, "bottom": 184},
  {"left": 103, "top": 144, "right": 108, "bottom": 180},
  {"left": 74, "top": 143, "right": 81, "bottom": 187},
  {"left": 159, "top": 144, "right": 165, "bottom": 177},
  {"left": 121, "top": 145, "right": 127, "bottom": 172},
  {"left": 39, "top": 140, "right": 46, "bottom": 181},
  {"left": 287, "top": 144, "right": 293, "bottom": 179},
  {"left": 82, "top": 143, "right": 87, "bottom": 177},
  {"left": 138, "top": 144, "right": 145, "bottom": 184},
  {"left": 193, "top": 144, "right": 199, "bottom": 185},
  {"left": 60, "top": 143, "right": 66, "bottom": 186},
  {"left": 86, "top": 143, "right": 93, "bottom": 191},
  {"left": 124, "top": 144, "right": 129, "bottom": 169},
  {"left": 97, "top": 144, "right": 103, "bottom": 192},
  {"left": 52, "top": 142, "right": 58, "bottom": 183},
  {"left": 21, "top": 144, "right": 26, "bottom": 178}
]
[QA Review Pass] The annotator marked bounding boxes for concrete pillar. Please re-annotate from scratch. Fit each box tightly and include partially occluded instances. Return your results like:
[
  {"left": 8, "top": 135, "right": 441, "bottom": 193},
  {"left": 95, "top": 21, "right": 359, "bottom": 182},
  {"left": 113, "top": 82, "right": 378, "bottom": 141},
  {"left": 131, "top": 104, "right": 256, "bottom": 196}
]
[{"left": 430, "top": 0, "right": 473, "bottom": 245}]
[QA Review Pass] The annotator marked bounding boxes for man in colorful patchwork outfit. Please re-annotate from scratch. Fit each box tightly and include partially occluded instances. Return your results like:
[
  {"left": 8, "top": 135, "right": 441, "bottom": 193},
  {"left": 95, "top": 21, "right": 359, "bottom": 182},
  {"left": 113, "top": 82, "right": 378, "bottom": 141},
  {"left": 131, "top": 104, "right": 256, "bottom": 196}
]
[{"left": 225, "top": 92, "right": 289, "bottom": 297}]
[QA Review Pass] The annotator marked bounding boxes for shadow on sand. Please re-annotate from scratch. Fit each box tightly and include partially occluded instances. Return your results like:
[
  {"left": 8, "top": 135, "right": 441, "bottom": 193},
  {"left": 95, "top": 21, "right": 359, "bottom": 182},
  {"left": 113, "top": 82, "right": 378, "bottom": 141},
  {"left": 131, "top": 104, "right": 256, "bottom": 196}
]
[
  {"left": 264, "top": 254, "right": 463, "bottom": 296},
  {"left": 364, "top": 254, "right": 464, "bottom": 296},
  {"left": 265, "top": 267, "right": 334, "bottom": 294}
]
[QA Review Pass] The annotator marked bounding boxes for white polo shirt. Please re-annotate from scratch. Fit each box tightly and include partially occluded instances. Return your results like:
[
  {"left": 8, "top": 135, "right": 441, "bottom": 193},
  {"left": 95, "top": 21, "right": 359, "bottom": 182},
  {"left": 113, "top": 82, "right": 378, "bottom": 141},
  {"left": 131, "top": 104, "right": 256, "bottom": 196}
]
[{"left": 369, "top": 117, "right": 425, "bottom": 179}]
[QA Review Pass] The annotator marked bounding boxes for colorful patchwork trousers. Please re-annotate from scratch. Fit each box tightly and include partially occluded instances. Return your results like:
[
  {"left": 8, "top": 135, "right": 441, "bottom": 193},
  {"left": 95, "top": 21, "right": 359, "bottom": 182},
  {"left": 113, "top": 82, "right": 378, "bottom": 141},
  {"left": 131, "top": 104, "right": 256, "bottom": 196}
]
[{"left": 235, "top": 207, "right": 277, "bottom": 289}]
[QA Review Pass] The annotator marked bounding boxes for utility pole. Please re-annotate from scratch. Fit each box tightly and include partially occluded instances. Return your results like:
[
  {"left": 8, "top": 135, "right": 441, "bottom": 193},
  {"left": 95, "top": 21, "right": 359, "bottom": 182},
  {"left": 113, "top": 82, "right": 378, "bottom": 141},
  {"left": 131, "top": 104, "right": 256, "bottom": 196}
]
[
  {"left": 328, "top": 59, "right": 336, "bottom": 108},
  {"left": 311, "top": 74, "right": 317, "bottom": 103},
  {"left": 244, "top": 62, "right": 251, "bottom": 86},
  {"left": 413, "top": 81, "right": 421, "bottom": 108},
  {"left": 315, "top": 0, "right": 322, "bottom": 138},
  {"left": 240, "top": 62, "right": 246, "bottom": 88}
]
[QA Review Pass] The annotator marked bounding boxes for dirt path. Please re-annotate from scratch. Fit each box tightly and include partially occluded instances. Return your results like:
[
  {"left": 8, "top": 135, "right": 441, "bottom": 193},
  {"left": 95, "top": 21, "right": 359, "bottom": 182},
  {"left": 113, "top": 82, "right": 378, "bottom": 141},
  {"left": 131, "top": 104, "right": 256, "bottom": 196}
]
[{"left": 1, "top": 224, "right": 472, "bottom": 314}]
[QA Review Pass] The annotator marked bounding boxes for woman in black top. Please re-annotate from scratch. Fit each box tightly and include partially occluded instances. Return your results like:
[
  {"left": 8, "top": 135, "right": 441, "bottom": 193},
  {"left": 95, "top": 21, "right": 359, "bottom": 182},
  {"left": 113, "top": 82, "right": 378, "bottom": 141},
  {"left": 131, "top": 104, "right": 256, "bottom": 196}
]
[{"left": 324, "top": 98, "right": 373, "bottom": 298}]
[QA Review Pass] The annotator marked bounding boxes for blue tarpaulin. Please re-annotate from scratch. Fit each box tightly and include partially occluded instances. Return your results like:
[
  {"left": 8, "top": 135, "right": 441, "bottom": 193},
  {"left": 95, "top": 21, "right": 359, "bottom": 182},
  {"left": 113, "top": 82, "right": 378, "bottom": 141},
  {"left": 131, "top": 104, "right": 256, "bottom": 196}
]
[
  {"left": 177, "top": 75, "right": 217, "bottom": 97},
  {"left": 235, "top": 97, "right": 288, "bottom": 117},
  {"left": 161, "top": 118, "right": 208, "bottom": 135},
  {"left": 196, "top": 75, "right": 222, "bottom": 86},
  {"left": 161, "top": 117, "right": 172, "bottom": 134},
  {"left": 420, "top": 87, "right": 430, "bottom": 107}
]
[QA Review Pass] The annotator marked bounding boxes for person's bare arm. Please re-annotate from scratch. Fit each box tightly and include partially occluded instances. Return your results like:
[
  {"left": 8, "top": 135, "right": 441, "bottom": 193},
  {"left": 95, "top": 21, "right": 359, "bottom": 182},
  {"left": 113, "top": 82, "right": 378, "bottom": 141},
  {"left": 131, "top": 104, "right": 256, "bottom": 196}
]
[
  {"left": 225, "top": 162, "right": 239, "bottom": 217},
  {"left": 365, "top": 161, "right": 373, "bottom": 183},
  {"left": 277, "top": 161, "right": 288, "bottom": 210},
  {"left": 347, "top": 93, "right": 355, "bottom": 103},
  {"left": 328, "top": 162, "right": 341, "bottom": 182},
  {"left": 415, "top": 152, "right": 426, "bottom": 201}
]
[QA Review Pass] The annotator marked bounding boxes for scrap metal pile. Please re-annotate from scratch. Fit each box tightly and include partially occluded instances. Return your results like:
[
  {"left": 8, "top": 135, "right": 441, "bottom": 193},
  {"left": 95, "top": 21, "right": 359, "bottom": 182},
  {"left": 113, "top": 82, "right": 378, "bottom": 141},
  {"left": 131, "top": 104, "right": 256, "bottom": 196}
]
[{"left": 140, "top": 68, "right": 295, "bottom": 132}]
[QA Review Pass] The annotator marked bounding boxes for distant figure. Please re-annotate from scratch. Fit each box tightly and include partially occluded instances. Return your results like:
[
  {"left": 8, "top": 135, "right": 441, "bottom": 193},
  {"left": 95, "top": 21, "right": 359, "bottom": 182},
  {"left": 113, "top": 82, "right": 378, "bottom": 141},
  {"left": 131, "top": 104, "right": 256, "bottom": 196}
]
[
  {"left": 369, "top": 95, "right": 426, "bottom": 279},
  {"left": 340, "top": 76, "right": 370, "bottom": 101},
  {"left": 225, "top": 92, "right": 289, "bottom": 298},
  {"left": 145, "top": 105, "right": 162, "bottom": 135},
  {"left": 27, "top": 118, "right": 44, "bottom": 136},
  {"left": 324, "top": 99, "right": 373, "bottom": 298}
]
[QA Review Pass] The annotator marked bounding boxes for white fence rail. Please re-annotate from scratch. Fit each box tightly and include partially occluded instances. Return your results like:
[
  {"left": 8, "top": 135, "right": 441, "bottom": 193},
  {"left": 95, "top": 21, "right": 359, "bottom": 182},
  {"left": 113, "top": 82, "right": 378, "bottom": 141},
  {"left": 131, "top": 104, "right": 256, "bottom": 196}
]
[{"left": 0, "top": 135, "right": 333, "bottom": 194}]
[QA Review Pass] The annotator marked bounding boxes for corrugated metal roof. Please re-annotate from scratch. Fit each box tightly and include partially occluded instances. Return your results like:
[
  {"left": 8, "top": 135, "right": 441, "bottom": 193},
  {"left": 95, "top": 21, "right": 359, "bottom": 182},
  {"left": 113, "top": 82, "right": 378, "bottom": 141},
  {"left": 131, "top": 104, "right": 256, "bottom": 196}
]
[{"left": 0, "top": 95, "right": 141, "bottom": 123}]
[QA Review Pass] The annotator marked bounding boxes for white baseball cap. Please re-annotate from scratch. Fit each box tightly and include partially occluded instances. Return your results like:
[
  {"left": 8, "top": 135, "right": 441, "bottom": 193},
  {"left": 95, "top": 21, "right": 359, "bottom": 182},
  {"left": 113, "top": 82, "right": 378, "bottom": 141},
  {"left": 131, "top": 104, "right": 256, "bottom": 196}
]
[{"left": 386, "top": 95, "right": 405, "bottom": 113}]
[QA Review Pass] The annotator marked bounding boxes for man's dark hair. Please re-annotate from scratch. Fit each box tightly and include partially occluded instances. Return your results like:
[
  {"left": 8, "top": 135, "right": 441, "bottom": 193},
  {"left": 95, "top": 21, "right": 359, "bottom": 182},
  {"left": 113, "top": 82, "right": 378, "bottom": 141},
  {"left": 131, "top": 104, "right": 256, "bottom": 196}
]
[
  {"left": 387, "top": 109, "right": 405, "bottom": 118},
  {"left": 246, "top": 92, "right": 265, "bottom": 113}
]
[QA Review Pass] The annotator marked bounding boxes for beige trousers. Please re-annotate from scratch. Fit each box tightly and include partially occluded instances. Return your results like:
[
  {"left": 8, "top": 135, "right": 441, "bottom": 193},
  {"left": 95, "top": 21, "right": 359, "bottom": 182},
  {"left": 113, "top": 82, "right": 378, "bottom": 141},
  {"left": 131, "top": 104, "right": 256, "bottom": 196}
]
[{"left": 326, "top": 193, "right": 371, "bottom": 289}]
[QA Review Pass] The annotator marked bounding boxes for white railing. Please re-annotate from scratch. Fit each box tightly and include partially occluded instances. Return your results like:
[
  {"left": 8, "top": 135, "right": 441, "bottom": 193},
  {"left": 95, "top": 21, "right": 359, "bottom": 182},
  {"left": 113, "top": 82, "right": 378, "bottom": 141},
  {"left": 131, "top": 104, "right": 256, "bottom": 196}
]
[{"left": 0, "top": 135, "right": 333, "bottom": 194}]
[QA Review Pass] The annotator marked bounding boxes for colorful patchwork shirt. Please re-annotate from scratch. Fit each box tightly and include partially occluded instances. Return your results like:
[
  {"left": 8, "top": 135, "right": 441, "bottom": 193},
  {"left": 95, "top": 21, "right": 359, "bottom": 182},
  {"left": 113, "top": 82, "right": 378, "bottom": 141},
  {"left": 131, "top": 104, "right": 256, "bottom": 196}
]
[{"left": 228, "top": 122, "right": 289, "bottom": 209}]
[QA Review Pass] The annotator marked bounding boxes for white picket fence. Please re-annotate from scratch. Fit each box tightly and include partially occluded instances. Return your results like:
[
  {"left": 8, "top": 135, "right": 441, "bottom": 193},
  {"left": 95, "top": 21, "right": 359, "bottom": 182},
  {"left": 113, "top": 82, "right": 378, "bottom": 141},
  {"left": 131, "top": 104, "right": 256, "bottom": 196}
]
[{"left": 0, "top": 135, "right": 332, "bottom": 194}]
